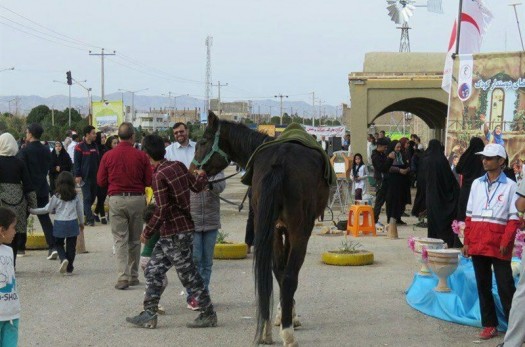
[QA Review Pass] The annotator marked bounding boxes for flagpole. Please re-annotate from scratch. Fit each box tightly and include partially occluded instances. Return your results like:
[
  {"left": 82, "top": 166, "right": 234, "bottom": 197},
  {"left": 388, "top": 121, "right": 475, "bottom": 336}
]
[{"left": 455, "top": 0, "right": 464, "bottom": 55}]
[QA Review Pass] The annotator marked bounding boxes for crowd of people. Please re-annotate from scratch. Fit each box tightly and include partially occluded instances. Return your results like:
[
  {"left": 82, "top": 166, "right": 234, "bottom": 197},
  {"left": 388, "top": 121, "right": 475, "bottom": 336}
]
[
  {"left": 360, "top": 130, "right": 525, "bottom": 344},
  {"left": 0, "top": 121, "right": 226, "bottom": 343},
  {"left": 4, "top": 121, "right": 525, "bottom": 344}
]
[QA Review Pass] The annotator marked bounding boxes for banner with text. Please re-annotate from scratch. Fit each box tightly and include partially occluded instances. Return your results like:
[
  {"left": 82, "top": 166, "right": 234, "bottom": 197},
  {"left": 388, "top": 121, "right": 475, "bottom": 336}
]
[
  {"left": 445, "top": 51, "right": 525, "bottom": 165},
  {"left": 303, "top": 126, "right": 346, "bottom": 138},
  {"left": 92, "top": 100, "right": 124, "bottom": 135}
]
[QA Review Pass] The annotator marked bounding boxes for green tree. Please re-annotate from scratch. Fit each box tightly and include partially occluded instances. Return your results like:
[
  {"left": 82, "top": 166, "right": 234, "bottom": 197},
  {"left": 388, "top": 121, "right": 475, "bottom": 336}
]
[
  {"left": 27, "top": 105, "right": 50, "bottom": 124},
  {"left": 270, "top": 116, "right": 280, "bottom": 125}
]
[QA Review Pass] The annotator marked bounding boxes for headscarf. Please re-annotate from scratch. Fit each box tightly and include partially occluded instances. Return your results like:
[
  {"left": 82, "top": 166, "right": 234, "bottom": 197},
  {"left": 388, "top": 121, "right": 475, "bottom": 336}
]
[
  {"left": 0, "top": 132, "right": 19, "bottom": 157},
  {"left": 54, "top": 141, "right": 66, "bottom": 156},
  {"left": 455, "top": 137, "right": 484, "bottom": 177}
]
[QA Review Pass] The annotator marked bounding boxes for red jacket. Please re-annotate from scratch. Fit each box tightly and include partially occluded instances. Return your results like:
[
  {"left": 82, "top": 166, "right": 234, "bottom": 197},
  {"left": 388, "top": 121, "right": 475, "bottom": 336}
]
[{"left": 464, "top": 173, "right": 519, "bottom": 260}]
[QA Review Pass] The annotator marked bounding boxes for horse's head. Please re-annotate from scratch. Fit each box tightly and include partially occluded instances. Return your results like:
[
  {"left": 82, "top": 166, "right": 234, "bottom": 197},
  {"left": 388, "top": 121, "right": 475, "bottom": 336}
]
[{"left": 190, "top": 111, "right": 230, "bottom": 176}]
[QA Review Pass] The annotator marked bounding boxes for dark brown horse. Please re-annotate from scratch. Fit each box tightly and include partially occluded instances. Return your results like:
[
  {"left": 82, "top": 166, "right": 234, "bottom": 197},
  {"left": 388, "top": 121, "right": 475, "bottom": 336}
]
[{"left": 190, "top": 112, "right": 330, "bottom": 346}]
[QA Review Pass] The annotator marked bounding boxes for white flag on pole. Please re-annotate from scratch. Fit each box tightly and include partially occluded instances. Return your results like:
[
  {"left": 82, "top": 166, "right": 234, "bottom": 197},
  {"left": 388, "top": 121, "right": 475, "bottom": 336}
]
[{"left": 441, "top": 0, "right": 493, "bottom": 93}]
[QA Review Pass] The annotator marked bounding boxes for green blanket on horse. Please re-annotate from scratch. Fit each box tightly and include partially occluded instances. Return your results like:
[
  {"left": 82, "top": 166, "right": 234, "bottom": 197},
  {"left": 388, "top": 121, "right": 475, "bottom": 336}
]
[{"left": 241, "top": 123, "right": 336, "bottom": 186}]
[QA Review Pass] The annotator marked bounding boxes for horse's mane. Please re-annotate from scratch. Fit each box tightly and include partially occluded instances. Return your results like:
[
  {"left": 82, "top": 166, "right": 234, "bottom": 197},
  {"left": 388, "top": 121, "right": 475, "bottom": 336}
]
[{"left": 221, "top": 120, "right": 273, "bottom": 153}]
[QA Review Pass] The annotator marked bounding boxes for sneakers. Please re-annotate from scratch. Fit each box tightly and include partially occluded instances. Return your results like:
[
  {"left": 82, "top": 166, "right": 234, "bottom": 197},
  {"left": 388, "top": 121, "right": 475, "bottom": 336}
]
[
  {"left": 47, "top": 250, "right": 58, "bottom": 260},
  {"left": 129, "top": 279, "right": 140, "bottom": 286},
  {"left": 94, "top": 215, "right": 100, "bottom": 223},
  {"left": 59, "top": 259, "right": 69, "bottom": 274},
  {"left": 126, "top": 310, "right": 157, "bottom": 329},
  {"left": 375, "top": 222, "right": 385, "bottom": 232},
  {"left": 186, "top": 309, "right": 218, "bottom": 328},
  {"left": 479, "top": 327, "right": 498, "bottom": 340},
  {"left": 187, "top": 296, "right": 200, "bottom": 311},
  {"left": 86, "top": 220, "right": 95, "bottom": 227},
  {"left": 101, "top": 217, "right": 107, "bottom": 225}
]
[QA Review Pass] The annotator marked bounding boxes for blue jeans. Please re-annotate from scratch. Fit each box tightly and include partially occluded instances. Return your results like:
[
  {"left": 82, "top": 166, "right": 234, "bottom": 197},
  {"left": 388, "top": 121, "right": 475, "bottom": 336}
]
[
  {"left": 81, "top": 179, "right": 97, "bottom": 223},
  {"left": 192, "top": 230, "right": 218, "bottom": 292},
  {"left": 0, "top": 319, "right": 19, "bottom": 347}
]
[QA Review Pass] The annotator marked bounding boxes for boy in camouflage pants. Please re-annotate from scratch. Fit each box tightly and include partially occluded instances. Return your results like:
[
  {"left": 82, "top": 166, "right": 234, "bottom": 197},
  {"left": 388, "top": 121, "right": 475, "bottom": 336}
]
[{"left": 126, "top": 135, "right": 216, "bottom": 329}]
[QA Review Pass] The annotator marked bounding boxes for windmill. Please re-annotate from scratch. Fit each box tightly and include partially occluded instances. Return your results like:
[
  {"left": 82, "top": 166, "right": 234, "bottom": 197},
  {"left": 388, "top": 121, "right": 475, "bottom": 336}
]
[{"left": 386, "top": 0, "right": 443, "bottom": 52}]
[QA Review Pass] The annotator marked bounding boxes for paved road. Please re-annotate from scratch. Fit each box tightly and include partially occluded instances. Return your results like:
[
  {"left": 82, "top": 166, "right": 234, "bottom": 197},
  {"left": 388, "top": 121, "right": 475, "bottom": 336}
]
[{"left": 18, "top": 168, "right": 501, "bottom": 346}]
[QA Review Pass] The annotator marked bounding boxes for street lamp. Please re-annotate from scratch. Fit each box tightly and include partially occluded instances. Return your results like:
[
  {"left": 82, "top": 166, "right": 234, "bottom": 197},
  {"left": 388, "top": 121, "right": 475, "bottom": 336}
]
[
  {"left": 118, "top": 88, "right": 149, "bottom": 122},
  {"left": 274, "top": 94, "right": 288, "bottom": 125}
]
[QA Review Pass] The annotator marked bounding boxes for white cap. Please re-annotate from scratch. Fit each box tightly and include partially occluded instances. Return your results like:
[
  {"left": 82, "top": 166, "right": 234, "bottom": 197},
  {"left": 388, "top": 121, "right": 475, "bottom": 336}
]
[{"left": 476, "top": 143, "right": 507, "bottom": 159}]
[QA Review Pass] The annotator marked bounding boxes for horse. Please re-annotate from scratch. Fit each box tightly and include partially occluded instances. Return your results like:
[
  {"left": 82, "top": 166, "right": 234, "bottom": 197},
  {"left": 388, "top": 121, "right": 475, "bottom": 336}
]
[{"left": 190, "top": 112, "right": 330, "bottom": 347}]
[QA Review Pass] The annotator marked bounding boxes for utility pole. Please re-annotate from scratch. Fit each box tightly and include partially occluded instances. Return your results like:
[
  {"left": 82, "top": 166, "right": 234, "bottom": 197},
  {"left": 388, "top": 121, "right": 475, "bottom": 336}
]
[
  {"left": 509, "top": 2, "right": 525, "bottom": 51},
  {"left": 274, "top": 94, "right": 288, "bottom": 125},
  {"left": 119, "top": 88, "right": 148, "bottom": 122},
  {"left": 311, "top": 92, "right": 316, "bottom": 126},
  {"left": 204, "top": 36, "right": 213, "bottom": 116},
  {"left": 211, "top": 81, "right": 228, "bottom": 115},
  {"left": 89, "top": 48, "right": 116, "bottom": 101}
]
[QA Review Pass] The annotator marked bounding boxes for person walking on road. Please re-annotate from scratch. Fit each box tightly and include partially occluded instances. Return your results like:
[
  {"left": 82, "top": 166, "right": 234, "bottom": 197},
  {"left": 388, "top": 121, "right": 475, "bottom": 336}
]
[
  {"left": 126, "top": 134, "right": 217, "bottom": 329},
  {"left": 97, "top": 123, "right": 151, "bottom": 290},
  {"left": 17, "top": 123, "right": 55, "bottom": 259},
  {"left": 74, "top": 126, "right": 99, "bottom": 227}
]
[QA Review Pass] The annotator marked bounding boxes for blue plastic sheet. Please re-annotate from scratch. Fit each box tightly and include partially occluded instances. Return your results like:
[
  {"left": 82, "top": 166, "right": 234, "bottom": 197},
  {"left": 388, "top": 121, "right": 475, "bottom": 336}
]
[{"left": 406, "top": 256, "right": 520, "bottom": 331}]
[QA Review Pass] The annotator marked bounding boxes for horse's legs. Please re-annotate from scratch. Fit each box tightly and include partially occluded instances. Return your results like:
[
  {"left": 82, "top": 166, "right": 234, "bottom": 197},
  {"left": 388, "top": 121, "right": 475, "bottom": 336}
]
[
  {"left": 273, "top": 228, "right": 287, "bottom": 327},
  {"left": 279, "top": 240, "right": 307, "bottom": 347}
]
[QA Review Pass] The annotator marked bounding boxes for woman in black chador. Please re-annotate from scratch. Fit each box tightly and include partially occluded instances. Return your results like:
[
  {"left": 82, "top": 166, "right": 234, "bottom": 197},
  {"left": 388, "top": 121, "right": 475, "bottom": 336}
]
[
  {"left": 455, "top": 137, "right": 485, "bottom": 222},
  {"left": 49, "top": 141, "right": 72, "bottom": 194},
  {"left": 425, "top": 139, "right": 460, "bottom": 248},
  {"left": 385, "top": 140, "right": 410, "bottom": 225}
]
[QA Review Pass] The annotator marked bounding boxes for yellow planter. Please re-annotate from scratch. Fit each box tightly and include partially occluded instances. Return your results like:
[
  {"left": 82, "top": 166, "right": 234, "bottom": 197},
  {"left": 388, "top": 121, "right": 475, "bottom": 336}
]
[
  {"left": 321, "top": 250, "right": 374, "bottom": 266},
  {"left": 26, "top": 232, "right": 48, "bottom": 250},
  {"left": 214, "top": 243, "right": 248, "bottom": 259}
]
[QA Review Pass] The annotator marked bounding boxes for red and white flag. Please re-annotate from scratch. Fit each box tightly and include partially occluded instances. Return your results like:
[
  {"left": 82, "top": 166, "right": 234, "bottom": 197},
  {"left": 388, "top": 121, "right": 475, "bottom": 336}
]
[{"left": 442, "top": 0, "right": 493, "bottom": 93}]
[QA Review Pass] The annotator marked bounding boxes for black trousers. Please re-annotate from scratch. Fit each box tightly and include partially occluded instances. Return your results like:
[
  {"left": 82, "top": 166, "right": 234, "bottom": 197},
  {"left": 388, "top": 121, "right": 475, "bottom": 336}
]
[
  {"left": 373, "top": 180, "right": 387, "bottom": 223},
  {"left": 8, "top": 233, "right": 24, "bottom": 268},
  {"left": 94, "top": 185, "right": 107, "bottom": 216},
  {"left": 37, "top": 195, "right": 55, "bottom": 252},
  {"left": 55, "top": 236, "right": 77, "bottom": 273},
  {"left": 472, "top": 255, "right": 516, "bottom": 327}
]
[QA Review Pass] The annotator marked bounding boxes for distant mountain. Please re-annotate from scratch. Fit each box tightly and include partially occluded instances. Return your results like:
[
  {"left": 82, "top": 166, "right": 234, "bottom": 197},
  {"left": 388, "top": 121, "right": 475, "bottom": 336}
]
[{"left": 0, "top": 94, "right": 338, "bottom": 118}]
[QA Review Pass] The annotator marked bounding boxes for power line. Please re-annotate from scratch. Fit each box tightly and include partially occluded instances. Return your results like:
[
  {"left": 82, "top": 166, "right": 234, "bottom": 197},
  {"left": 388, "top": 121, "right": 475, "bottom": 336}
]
[
  {"left": 0, "top": 4, "right": 102, "bottom": 49},
  {"left": 0, "top": 20, "right": 86, "bottom": 51}
]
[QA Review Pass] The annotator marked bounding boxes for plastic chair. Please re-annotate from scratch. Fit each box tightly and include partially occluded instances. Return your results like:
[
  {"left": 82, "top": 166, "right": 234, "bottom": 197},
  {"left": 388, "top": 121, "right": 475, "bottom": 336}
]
[{"left": 347, "top": 203, "right": 376, "bottom": 237}]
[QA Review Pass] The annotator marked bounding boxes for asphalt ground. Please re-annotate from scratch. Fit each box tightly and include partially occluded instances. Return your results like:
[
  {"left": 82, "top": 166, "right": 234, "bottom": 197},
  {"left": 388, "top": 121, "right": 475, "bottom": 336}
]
[{"left": 17, "top": 166, "right": 504, "bottom": 347}]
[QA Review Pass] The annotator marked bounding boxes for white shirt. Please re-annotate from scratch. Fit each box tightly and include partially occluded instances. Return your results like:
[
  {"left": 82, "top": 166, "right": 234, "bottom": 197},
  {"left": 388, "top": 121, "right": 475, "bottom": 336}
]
[
  {"left": 351, "top": 165, "right": 368, "bottom": 194},
  {"left": 0, "top": 245, "right": 20, "bottom": 321},
  {"left": 67, "top": 141, "right": 78, "bottom": 164},
  {"left": 164, "top": 140, "right": 196, "bottom": 169},
  {"left": 31, "top": 195, "right": 83, "bottom": 222}
]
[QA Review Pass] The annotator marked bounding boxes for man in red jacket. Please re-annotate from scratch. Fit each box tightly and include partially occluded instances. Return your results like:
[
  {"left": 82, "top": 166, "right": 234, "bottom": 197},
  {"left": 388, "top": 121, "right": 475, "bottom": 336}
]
[{"left": 462, "top": 143, "right": 519, "bottom": 340}]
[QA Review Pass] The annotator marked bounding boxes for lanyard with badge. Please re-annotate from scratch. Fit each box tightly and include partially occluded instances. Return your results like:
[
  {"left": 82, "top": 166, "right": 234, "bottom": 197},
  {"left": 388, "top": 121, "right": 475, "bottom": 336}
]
[{"left": 482, "top": 180, "right": 501, "bottom": 218}]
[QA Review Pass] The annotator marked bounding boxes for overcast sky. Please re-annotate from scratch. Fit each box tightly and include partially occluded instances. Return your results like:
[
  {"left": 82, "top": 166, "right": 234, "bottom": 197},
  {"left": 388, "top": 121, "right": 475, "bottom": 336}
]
[{"left": 0, "top": 1, "right": 523, "bottom": 105}]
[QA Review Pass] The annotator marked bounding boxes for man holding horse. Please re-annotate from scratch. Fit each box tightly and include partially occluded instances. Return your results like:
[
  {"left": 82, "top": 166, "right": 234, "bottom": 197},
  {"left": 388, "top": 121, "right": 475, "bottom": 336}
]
[{"left": 126, "top": 134, "right": 217, "bottom": 329}]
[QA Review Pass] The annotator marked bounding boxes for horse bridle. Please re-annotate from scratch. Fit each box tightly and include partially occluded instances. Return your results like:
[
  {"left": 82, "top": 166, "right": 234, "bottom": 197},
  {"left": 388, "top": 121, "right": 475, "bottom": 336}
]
[{"left": 191, "top": 124, "right": 230, "bottom": 169}]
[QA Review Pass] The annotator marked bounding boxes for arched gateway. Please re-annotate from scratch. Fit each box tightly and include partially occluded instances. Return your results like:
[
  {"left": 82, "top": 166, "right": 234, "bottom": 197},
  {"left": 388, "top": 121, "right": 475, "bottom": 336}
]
[{"left": 345, "top": 52, "right": 448, "bottom": 159}]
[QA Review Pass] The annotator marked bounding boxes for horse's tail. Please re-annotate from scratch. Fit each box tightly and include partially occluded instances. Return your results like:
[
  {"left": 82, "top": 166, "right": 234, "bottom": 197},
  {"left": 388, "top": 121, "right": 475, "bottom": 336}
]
[{"left": 254, "top": 163, "right": 284, "bottom": 340}]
